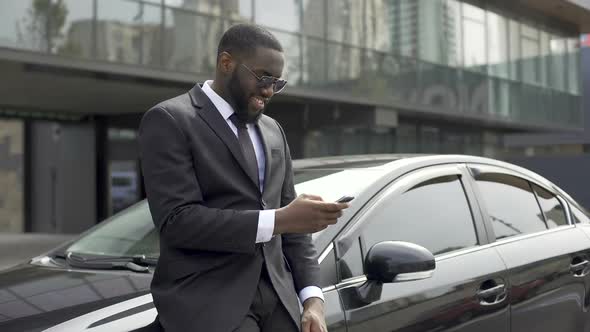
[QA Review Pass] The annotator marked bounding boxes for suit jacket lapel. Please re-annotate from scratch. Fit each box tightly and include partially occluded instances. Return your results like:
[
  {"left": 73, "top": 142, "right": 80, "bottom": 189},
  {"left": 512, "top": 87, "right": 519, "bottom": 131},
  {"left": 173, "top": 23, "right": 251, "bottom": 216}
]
[
  {"left": 256, "top": 118, "right": 272, "bottom": 194},
  {"left": 189, "top": 84, "right": 260, "bottom": 190}
]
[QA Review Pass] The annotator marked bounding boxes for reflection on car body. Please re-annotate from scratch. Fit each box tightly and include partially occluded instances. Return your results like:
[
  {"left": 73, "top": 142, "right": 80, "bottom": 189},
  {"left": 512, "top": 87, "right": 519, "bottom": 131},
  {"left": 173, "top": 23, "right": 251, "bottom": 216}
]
[{"left": 1, "top": 154, "right": 590, "bottom": 332}]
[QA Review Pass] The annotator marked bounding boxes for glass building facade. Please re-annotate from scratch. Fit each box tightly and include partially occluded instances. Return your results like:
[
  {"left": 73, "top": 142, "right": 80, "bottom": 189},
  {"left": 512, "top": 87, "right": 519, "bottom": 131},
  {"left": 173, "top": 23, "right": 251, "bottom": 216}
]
[
  {"left": 0, "top": 0, "right": 585, "bottom": 232},
  {"left": 0, "top": 0, "right": 582, "bottom": 127}
]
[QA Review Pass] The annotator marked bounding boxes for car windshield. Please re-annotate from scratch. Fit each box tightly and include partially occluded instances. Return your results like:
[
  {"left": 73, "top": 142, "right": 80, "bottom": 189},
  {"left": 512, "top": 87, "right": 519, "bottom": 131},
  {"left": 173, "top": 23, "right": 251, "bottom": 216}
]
[{"left": 65, "top": 166, "right": 387, "bottom": 258}]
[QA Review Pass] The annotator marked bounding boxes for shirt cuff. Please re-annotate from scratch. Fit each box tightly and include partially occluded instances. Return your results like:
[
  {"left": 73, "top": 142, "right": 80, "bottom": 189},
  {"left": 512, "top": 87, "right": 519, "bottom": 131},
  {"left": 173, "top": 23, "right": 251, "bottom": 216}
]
[
  {"left": 299, "top": 286, "right": 325, "bottom": 304},
  {"left": 255, "top": 209, "right": 275, "bottom": 243}
]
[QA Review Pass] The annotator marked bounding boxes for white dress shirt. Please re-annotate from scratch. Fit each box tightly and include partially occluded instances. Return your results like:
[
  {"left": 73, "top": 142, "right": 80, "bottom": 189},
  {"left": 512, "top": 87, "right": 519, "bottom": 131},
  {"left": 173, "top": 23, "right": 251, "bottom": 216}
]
[{"left": 201, "top": 81, "right": 324, "bottom": 303}]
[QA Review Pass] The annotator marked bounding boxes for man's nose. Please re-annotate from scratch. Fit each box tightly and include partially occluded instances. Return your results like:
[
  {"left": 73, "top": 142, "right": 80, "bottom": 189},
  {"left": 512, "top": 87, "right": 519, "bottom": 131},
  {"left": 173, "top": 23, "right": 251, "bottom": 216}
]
[{"left": 259, "top": 84, "right": 274, "bottom": 98}]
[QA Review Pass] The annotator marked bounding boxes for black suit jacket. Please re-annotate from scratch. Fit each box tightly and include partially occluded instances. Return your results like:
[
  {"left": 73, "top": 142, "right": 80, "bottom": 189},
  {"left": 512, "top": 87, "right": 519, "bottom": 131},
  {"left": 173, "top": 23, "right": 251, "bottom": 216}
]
[{"left": 138, "top": 84, "right": 320, "bottom": 332}]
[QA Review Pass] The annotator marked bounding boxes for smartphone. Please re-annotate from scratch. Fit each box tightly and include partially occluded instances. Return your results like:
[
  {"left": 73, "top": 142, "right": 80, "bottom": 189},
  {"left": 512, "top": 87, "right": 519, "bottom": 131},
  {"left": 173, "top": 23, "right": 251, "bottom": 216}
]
[{"left": 336, "top": 195, "right": 355, "bottom": 203}]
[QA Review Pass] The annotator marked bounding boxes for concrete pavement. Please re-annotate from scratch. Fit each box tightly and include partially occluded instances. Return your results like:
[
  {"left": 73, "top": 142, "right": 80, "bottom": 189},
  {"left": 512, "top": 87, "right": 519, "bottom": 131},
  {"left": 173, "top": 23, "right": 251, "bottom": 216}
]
[{"left": 0, "top": 233, "right": 76, "bottom": 271}]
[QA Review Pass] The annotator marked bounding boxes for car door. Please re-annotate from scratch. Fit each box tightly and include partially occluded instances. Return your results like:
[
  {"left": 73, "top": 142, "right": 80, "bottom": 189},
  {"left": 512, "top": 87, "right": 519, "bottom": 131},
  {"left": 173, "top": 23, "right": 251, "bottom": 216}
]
[
  {"left": 333, "top": 164, "right": 510, "bottom": 332},
  {"left": 467, "top": 164, "right": 590, "bottom": 332},
  {"left": 316, "top": 243, "right": 347, "bottom": 332}
]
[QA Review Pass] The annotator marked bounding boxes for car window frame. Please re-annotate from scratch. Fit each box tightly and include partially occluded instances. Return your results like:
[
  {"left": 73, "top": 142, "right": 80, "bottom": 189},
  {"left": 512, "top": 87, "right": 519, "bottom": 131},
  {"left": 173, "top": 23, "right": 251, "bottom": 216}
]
[
  {"left": 530, "top": 183, "right": 569, "bottom": 229},
  {"left": 466, "top": 163, "right": 574, "bottom": 244},
  {"left": 332, "top": 164, "right": 489, "bottom": 284}
]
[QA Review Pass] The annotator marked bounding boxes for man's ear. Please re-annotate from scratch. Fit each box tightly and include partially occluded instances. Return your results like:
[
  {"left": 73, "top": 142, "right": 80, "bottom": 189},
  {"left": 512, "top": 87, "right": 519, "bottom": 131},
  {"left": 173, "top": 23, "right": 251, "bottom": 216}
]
[{"left": 218, "top": 51, "right": 236, "bottom": 74}]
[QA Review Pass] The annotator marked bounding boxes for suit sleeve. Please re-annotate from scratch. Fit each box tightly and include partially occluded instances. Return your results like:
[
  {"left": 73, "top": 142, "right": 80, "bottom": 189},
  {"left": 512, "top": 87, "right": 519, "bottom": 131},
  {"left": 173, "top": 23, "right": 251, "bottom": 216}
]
[
  {"left": 275, "top": 121, "right": 321, "bottom": 292},
  {"left": 139, "top": 106, "right": 259, "bottom": 254}
]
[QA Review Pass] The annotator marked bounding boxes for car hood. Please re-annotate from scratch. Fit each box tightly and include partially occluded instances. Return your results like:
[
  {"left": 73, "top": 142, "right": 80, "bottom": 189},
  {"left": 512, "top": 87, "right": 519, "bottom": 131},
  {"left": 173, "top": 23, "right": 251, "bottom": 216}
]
[{"left": 0, "top": 263, "right": 154, "bottom": 332}]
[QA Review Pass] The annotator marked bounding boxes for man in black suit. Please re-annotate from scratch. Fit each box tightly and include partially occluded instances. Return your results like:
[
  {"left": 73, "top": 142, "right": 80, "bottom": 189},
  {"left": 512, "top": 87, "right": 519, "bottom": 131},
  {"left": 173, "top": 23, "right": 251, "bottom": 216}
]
[{"left": 138, "top": 24, "right": 349, "bottom": 332}]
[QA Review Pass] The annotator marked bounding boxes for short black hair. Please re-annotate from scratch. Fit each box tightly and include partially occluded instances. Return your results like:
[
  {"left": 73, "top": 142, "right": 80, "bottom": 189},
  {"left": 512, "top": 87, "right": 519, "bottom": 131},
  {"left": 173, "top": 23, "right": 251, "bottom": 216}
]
[{"left": 217, "top": 23, "right": 283, "bottom": 59}]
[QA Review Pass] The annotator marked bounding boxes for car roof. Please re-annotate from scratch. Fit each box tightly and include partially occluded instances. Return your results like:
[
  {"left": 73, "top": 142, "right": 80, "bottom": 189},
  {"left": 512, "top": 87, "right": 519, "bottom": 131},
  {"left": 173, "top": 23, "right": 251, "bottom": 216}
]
[
  {"left": 294, "top": 154, "right": 559, "bottom": 191},
  {"left": 292, "top": 154, "right": 429, "bottom": 170}
]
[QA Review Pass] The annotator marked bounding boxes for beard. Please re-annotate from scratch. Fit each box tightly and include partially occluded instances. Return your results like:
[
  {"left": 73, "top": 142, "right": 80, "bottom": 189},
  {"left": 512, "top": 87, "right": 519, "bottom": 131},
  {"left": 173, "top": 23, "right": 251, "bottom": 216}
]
[{"left": 227, "top": 72, "right": 264, "bottom": 123}]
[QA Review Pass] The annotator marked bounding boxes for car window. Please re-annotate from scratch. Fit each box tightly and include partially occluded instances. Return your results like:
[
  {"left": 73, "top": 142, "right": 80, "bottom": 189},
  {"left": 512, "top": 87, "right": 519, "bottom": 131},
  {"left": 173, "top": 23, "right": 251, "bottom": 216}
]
[
  {"left": 362, "top": 175, "right": 478, "bottom": 256},
  {"left": 474, "top": 173, "right": 547, "bottom": 240},
  {"left": 531, "top": 184, "right": 568, "bottom": 228},
  {"left": 67, "top": 201, "right": 159, "bottom": 257},
  {"left": 571, "top": 204, "right": 590, "bottom": 224},
  {"left": 338, "top": 237, "right": 364, "bottom": 281},
  {"left": 318, "top": 247, "right": 337, "bottom": 288}
]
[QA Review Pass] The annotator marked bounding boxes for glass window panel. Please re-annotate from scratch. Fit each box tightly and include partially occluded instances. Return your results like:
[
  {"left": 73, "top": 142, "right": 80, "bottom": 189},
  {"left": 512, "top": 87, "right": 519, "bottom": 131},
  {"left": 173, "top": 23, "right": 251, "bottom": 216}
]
[
  {"left": 326, "top": 0, "right": 364, "bottom": 46},
  {"left": 97, "top": 0, "right": 162, "bottom": 66},
  {"left": 417, "top": 0, "right": 447, "bottom": 65},
  {"left": 367, "top": 127, "right": 395, "bottom": 153},
  {"left": 164, "top": 9, "right": 226, "bottom": 74},
  {"left": 487, "top": 12, "right": 509, "bottom": 78},
  {"left": 391, "top": 57, "right": 420, "bottom": 103},
  {"left": 482, "top": 131, "right": 501, "bottom": 158},
  {"left": 340, "top": 127, "right": 367, "bottom": 155},
  {"left": 255, "top": 0, "right": 300, "bottom": 34},
  {"left": 318, "top": 247, "right": 337, "bottom": 287},
  {"left": 419, "top": 61, "right": 456, "bottom": 109},
  {"left": 550, "top": 36, "right": 567, "bottom": 91},
  {"left": 303, "top": 128, "right": 340, "bottom": 157},
  {"left": 521, "top": 24, "right": 539, "bottom": 85},
  {"left": 521, "top": 38, "right": 539, "bottom": 85},
  {"left": 567, "top": 38, "right": 580, "bottom": 95},
  {"left": 509, "top": 19, "right": 520, "bottom": 81},
  {"left": 363, "top": 175, "right": 477, "bottom": 256},
  {"left": 540, "top": 31, "right": 550, "bottom": 87},
  {"left": 390, "top": 0, "right": 418, "bottom": 58},
  {"left": 463, "top": 14, "right": 486, "bottom": 72},
  {"left": 301, "top": 0, "right": 325, "bottom": 38},
  {"left": 462, "top": 3, "right": 484, "bottom": 21},
  {"left": 364, "top": 0, "right": 393, "bottom": 52},
  {"left": 475, "top": 173, "right": 547, "bottom": 239},
  {"left": 271, "top": 31, "right": 302, "bottom": 86},
  {"left": 396, "top": 122, "right": 417, "bottom": 153},
  {"left": 326, "top": 43, "right": 362, "bottom": 83},
  {"left": 571, "top": 204, "right": 590, "bottom": 224},
  {"left": 489, "top": 79, "right": 510, "bottom": 118},
  {"left": 420, "top": 126, "right": 440, "bottom": 153},
  {"left": 531, "top": 184, "right": 567, "bottom": 228},
  {"left": 302, "top": 37, "right": 326, "bottom": 85},
  {"left": 521, "top": 24, "right": 538, "bottom": 39},
  {"left": 164, "top": 0, "right": 253, "bottom": 21},
  {"left": 44, "top": 0, "right": 93, "bottom": 58},
  {"left": 223, "top": 0, "right": 252, "bottom": 21},
  {"left": 447, "top": 0, "right": 463, "bottom": 66},
  {"left": 0, "top": 119, "right": 24, "bottom": 233},
  {"left": 67, "top": 202, "right": 159, "bottom": 256},
  {"left": 339, "top": 237, "right": 364, "bottom": 280},
  {"left": 508, "top": 82, "right": 522, "bottom": 120},
  {"left": 0, "top": 0, "right": 53, "bottom": 51},
  {"left": 441, "top": 131, "right": 464, "bottom": 154}
]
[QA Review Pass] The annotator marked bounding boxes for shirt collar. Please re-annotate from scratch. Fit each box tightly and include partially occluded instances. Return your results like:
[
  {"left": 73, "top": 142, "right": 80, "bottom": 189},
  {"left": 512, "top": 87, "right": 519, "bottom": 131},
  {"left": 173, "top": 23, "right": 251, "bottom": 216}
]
[{"left": 202, "top": 80, "right": 235, "bottom": 121}]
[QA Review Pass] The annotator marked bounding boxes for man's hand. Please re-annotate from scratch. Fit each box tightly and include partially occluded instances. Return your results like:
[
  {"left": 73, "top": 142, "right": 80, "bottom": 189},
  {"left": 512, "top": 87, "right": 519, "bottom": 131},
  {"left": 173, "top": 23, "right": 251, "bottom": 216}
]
[
  {"left": 301, "top": 297, "right": 327, "bottom": 332},
  {"left": 274, "top": 194, "right": 349, "bottom": 235}
]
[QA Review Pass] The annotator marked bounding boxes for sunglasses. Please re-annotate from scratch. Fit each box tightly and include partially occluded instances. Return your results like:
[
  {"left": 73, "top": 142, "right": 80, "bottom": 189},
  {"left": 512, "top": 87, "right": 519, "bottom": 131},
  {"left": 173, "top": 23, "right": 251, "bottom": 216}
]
[{"left": 240, "top": 64, "right": 287, "bottom": 93}]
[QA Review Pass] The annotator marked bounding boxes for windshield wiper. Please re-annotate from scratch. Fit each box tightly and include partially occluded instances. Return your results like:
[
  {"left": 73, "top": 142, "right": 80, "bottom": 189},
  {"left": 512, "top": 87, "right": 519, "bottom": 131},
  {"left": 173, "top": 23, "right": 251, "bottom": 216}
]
[{"left": 66, "top": 253, "right": 158, "bottom": 273}]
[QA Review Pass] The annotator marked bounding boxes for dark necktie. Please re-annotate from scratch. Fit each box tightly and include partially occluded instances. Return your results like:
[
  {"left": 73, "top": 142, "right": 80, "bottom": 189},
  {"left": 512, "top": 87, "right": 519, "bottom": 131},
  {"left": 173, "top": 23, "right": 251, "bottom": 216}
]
[{"left": 229, "top": 114, "right": 259, "bottom": 189}]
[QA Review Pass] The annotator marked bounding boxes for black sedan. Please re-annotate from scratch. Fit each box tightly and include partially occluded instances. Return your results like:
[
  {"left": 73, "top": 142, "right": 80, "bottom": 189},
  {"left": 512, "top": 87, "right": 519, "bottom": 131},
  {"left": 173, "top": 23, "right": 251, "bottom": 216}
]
[{"left": 1, "top": 154, "right": 590, "bottom": 332}]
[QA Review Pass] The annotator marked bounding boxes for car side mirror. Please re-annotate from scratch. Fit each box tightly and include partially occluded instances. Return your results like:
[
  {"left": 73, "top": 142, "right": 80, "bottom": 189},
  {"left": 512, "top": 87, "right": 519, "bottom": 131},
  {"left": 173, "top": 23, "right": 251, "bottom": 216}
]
[
  {"left": 353, "top": 241, "right": 435, "bottom": 305},
  {"left": 366, "top": 241, "right": 435, "bottom": 283}
]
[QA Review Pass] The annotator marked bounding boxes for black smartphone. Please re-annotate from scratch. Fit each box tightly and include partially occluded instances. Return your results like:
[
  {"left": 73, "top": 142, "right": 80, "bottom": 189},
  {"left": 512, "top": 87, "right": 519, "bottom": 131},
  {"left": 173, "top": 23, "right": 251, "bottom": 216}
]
[{"left": 336, "top": 195, "right": 354, "bottom": 203}]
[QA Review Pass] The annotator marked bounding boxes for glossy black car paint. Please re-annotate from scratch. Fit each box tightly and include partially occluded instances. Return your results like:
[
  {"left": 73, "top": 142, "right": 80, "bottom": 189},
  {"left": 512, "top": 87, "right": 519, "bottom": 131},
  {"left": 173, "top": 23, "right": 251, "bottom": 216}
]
[
  {"left": 0, "top": 263, "right": 151, "bottom": 331},
  {"left": 0, "top": 154, "right": 589, "bottom": 332}
]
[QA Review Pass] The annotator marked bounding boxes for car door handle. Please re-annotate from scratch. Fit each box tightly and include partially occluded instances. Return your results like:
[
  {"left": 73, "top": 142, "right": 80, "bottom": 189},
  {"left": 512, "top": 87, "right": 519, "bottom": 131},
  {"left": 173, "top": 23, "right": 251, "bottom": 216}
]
[
  {"left": 477, "top": 284, "right": 505, "bottom": 298},
  {"left": 477, "top": 283, "right": 507, "bottom": 306},
  {"left": 570, "top": 259, "right": 589, "bottom": 276}
]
